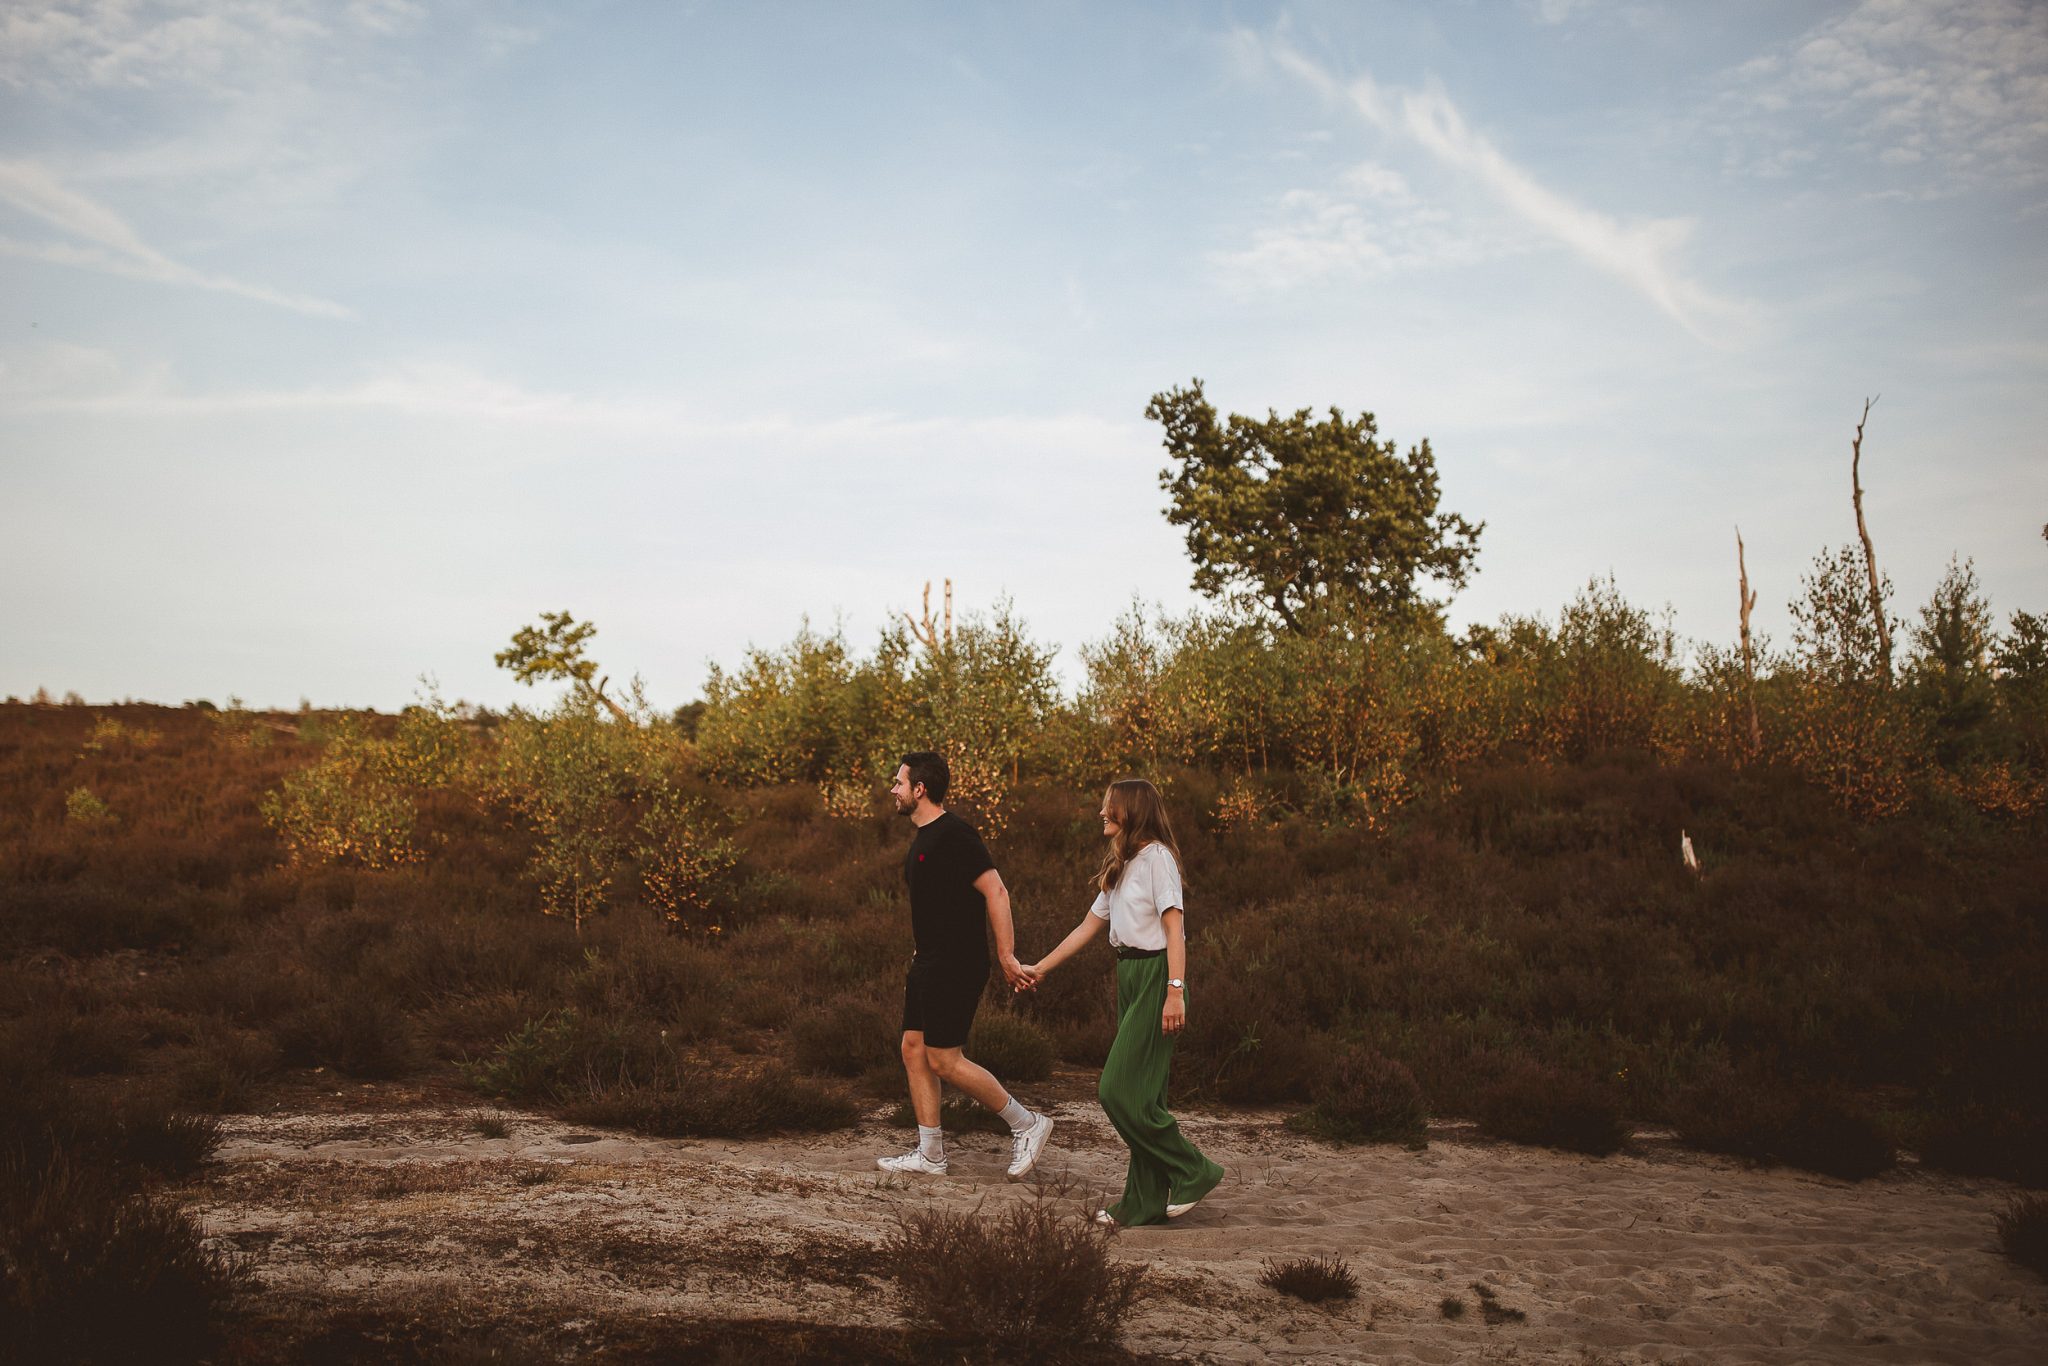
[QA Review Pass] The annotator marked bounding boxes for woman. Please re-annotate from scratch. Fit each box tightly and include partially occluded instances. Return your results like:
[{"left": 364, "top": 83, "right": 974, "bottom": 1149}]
[{"left": 1019, "top": 779, "right": 1225, "bottom": 1227}]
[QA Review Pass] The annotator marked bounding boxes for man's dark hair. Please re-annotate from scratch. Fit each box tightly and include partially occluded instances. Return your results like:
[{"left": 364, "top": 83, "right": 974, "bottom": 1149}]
[{"left": 900, "top": 750, "right": 949, "bottom": 805}]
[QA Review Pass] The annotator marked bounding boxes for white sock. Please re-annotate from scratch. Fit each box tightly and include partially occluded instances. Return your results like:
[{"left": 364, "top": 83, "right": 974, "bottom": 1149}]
[
  {"left": 997, "top": 1097, "right": 1033, "bottom": 1134},
  {"left": 917, "top": 1124, "right": 944, "bottom": 1160}
]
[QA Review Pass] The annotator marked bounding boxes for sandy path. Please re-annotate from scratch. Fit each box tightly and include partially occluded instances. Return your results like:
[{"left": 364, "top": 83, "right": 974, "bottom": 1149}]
[{"left": 184, "top": 1093, "right": 2047, "bottom": 1364}]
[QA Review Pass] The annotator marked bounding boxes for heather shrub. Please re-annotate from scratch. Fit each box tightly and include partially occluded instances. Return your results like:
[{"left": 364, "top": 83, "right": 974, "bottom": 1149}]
[
  {"left": 1291, "top": 1047, "right": 1427, "bottom": 1146},
  {"left": 1995, "top": 1194, "right": 2048, "bottom": 1279},
  {"left": 565, "top": 1064, "right": 858, "bottom": 1137},
  {"left": 1669, "top": 1067, "right": 1894, "bottom": 1180},
  {"left": 792, "top": 994, "right": 899, "bottom": 1078},
  {"left": 967, "top": 1011, "right": 1054, "bottom": 1083},
  {"left": 0, "top": 1145, "right": 247, "bottom": 1365},
  {"left": 885, "top": 1199, "right": 1147, "bottom": 1361},
  {"left": 1917, "top": 1103, "right": 2048, "bottom": 1188},
  {"left": 272, "top": 996, "right": 421, "bottom": 1079},
  {"left": 1476, "top": 1059, "right": 1628, "bottom": 1156},
  {"left": 169, "top": 1029, "right": 280, "bottom": 1113},
  {"left": 1260, "top": 1254, "right": 1359, "bottom": 1304}
]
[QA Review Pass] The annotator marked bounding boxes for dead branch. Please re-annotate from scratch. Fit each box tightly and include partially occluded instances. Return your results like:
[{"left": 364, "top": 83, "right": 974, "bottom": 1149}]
[
  {"left": 1736, "top": 527, "right": 1761, "bottom": 755},
  {"left": 1850, "top": 396, "right": 1892, "bottom": 684}
]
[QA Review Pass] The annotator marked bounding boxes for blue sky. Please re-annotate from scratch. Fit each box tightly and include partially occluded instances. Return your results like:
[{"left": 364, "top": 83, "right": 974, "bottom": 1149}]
[{"left": 3, "top": 0, "right": 2044, "bottom": 711}]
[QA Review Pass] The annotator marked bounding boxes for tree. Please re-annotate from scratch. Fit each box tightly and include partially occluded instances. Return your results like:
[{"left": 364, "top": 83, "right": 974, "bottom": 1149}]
[
  {"left": 1146, "top": 379, "right": 1483, "bottom": 634},
  {"left": 1906, "top": 556, "right": 1997, "bottom": 767},
  {"left": 495, "top": 611, "right": 634, "bottom": 723}
]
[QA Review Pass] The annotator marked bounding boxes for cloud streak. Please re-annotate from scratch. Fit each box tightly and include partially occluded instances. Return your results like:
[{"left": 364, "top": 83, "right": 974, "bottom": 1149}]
[
  {"left": 1266, "top": 43, "right": 1747, "bottom": 345},
  {"left": 0, "top": 159, "right": 352, "bottom": 317}
]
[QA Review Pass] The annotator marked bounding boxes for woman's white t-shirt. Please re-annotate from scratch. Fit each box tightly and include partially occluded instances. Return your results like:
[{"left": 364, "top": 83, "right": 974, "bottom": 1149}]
[{"left": 1088, "top": 842, "right": 1184, "bottom": 951}]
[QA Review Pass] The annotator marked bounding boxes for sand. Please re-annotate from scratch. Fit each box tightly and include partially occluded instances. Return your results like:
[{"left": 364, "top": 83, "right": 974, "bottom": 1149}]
[{"left": 180, "top": 1081, "right": 2047, "bottom": 1364}]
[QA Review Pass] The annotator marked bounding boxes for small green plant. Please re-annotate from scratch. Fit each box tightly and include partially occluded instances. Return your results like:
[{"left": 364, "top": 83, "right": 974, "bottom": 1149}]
[
  {"left": 1259, "top": 1254, "right": 1359, "bottom": 1304},
  {"left": 468, "top": 1114, "right": 511, "bottom": 1140},
  {"left": 65, "top": 786, "right": 116, "bottom": 827},
  {"left": 464, "top": 1008, "right": 582, "bottom": 1102}
]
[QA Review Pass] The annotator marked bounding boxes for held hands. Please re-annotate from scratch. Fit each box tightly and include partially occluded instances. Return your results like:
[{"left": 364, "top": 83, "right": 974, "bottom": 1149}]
[
  {"left": 1161, "top": 988, "right": 1186, "bottom": 1035},
  {"left": 1001, "top": 954, "right": 1041, "bottom": 993}
]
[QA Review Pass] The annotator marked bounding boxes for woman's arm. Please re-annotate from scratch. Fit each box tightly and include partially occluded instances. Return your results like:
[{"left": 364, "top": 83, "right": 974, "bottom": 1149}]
[
  {"left": 1028, "top": 911, "right": 1105, "bottom": 979},
  {"left": 1161, "top": 907, "right": 1186, "bottom": 1034}
]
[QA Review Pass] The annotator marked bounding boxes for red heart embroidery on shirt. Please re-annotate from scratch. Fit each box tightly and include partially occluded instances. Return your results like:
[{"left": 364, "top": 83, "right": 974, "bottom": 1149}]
[{"left": 917, "top": 854, "right": 925, "bottom": 861}]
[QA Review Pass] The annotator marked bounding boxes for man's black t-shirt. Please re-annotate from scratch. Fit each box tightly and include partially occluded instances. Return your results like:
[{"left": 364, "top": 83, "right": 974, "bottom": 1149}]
[{"left": 905, "top": 810, "right": 996, "bottom": 970}]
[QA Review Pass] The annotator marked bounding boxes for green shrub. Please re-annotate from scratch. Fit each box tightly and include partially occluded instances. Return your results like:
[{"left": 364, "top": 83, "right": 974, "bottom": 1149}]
[
  {"left": 885, "top": 1199, "right": 1147, "bottom": 1361},
  {"left": 1291, "top": 1047, "right": 1427, "bottom": 1146},
  {"left": 64, "top": 785, "right": 116, "bottom": 827},
  {"left": 463, "top": 1008, "right": 582, "bottom": 1102},
  {"left": 1476, "top": 1059, "right": 1628, "bottom": 1156}
]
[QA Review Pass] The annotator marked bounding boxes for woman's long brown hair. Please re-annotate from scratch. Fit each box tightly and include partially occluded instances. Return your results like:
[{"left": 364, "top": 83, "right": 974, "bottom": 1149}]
[{"left": 1094, "top": 778, "right": 1183, "bottom": 893}]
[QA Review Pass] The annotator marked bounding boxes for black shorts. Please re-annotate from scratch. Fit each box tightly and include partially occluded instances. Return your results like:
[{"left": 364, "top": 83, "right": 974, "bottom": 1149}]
[{"left": 901, "top": 957, "right": 989, "bottom": 1050}]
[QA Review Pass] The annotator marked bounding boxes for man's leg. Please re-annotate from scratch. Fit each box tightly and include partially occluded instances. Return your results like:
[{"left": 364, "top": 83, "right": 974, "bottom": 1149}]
[
  {"left": 924, "top": 1045, "right": 1013, "bottom": 1112},
  {"left": 900, "top": 1031, "right": 942, "bottom": 1128}
]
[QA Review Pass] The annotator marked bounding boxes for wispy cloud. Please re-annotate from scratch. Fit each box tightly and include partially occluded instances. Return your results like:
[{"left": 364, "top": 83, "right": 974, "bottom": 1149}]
[
  {"left": 1714, "top": 0, "right": 2048, "bottom": 194},
  {"left": 1213, "top": 160, "right": 1528, "bottom": 291},
  {"left": 0, "top": 160, "right": 352, "bottom": 316},
  {"left": 1264, "top": 42, "right": 1748, "bottom": 344}
]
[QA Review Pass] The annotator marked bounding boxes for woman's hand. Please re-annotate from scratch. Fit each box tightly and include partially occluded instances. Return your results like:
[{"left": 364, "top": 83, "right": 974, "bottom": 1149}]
[
  {"left": 1161, "top": 990, "right": 1185, "bottom": 1034},
  {"left": 1013, "top": 962, "right": 1043, "bottom": 993}
]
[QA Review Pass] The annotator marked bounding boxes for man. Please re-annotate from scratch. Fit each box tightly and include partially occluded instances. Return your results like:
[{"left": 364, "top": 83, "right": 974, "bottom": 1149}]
[{"left": 878, "top": 750, "right": 1054, "bottom": 1181}]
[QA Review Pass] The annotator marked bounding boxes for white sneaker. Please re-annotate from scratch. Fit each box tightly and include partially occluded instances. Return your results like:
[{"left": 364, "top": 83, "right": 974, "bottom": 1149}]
[
  {"left": 877, "top": 1148, "right": 948, "bottom": 1176},
  {"left": 1006, "top": 1112, "right": 1054, "bottom": 1181},
  {"left": 1093, "top": 1208, "right": 1118, "bottom": 1227},
  {"left": 1165, "top": 1199, "right": 1197, "bottom": 1219}
]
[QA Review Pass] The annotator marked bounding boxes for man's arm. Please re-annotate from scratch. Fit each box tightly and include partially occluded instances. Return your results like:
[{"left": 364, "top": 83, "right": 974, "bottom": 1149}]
[{"left": 973, "top": 867, "right": 1025, "bottom": 986}]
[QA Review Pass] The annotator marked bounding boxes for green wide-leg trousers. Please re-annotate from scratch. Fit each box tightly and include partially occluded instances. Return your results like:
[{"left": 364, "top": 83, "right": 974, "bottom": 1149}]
[{"left": 1098, "top": 954, "right": 1225, "bottom": 1227}]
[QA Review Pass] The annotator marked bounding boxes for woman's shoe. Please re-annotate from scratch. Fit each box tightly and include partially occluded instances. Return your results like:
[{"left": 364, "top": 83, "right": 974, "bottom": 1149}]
[{"left": 1093, "top": 1208, "right": 1118, "bottom": 1227}]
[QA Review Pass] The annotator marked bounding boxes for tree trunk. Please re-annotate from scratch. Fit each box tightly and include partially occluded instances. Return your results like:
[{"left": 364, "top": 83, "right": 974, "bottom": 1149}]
[
  {"left": 1850, "top": 397, "right": 1893, "bottom": 684},
  {"left": 1736, "top": 527, "right": 1760, "bottom": 755}
]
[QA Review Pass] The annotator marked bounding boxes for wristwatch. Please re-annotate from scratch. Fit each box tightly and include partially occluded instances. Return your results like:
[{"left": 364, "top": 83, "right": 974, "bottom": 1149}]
[{"left": 1167, "top": 978, "right": 1185, "bottom": 990}]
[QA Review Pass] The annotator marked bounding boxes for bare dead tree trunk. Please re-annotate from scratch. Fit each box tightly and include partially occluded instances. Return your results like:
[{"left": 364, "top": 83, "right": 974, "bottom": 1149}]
[
  {"left": 1850, "top": 396, "right": 1893, "bottom": 684},
  {"left": 585, "top": 675, "right": 634, "bottom": 725},
  {"left": 1736, "top": 527, "right": 1760, "bottom": 756},
  {"left": 904, "top": 579, "right": 955, "bottom": 655}
]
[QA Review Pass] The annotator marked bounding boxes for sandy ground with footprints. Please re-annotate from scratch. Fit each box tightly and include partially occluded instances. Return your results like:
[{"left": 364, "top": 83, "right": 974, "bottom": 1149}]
[{"left": 181, "top": 1071, "right": 2047, "bottom": 1364}]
